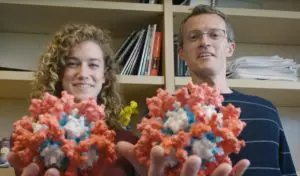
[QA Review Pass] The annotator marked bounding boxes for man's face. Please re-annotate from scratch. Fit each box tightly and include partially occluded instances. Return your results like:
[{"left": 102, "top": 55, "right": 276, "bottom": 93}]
[{"left": 179, "top": 14, "right": 235, "bottom": 77}]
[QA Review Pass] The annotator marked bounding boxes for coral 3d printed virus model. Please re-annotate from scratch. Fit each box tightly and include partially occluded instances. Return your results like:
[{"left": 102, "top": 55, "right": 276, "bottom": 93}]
[
  {"left": 11, "top": 91, "right": 116, "bottom": 176},
  {"left": 134, "top": 83, "right": 246, "bottom": 176}
]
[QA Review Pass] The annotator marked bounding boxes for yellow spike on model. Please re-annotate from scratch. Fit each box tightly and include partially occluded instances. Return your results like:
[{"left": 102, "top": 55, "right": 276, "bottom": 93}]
[{"left": 118, "top": 101, "right": 139, "bottom": 128}]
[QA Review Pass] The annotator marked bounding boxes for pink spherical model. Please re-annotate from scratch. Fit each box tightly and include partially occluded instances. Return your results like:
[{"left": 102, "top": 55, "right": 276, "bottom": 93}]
[
  {"left": 11, "top": 91, "right": 116, "bottom": 176},
  {"left": 134, "top": 83, "right": 246, "bottom": 176}
]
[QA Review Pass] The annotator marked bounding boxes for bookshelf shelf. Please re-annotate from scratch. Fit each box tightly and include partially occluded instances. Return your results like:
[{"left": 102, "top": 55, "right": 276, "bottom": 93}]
[
  {"left": 175, "top": 77, "right": 300, "bottom": 107},
  {"left": 0, "top": 71, "right": 32, "bottom": 81},
  {"left": 0, "top": 168, "right": 14, "bottom": 176},
  {"left": 173, "top": 5, "right": 300, "bottom": 45},
  {"left": 0, "top": 71, "right": 32, "bottom": 99},
  {"left": 0, "top": 0, "right": 163, "bottom": 37},
  {"left": 175, "top": 77, "right": 300, "bottom": 90},
  {"left": 117, "top": 75, "right": 164, "bottom": 85},
  {"left": 0, "top": 71, "right": 164, "bottom": 99},
  {"left": 118, "top": 75, "right": 164, "bottom": 103}
]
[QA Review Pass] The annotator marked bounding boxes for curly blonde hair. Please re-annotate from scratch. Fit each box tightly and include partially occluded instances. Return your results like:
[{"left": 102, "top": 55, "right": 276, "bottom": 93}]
[{"left": 31, "top": 23, "right": 122, "bottom": 127}]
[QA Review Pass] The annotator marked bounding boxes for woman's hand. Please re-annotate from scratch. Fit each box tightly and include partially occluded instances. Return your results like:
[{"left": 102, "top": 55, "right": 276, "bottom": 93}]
[
  {"left": 8, "top": 152, "right": 60, "bottom": 176},
  {"left": 9, "top": 142, "right": 250, "bottom": 176}
]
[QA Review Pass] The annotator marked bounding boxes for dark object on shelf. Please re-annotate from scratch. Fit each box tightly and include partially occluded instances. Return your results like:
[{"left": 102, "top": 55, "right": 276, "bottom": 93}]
[
  {"left": 173, "top": 0, "right": 188, "bottom": 5},
  {"left": 139, "top": 0, "right": 162, "bottom": 3},
  {"left": 0, "top": 137, "right": 10, "bottom": 168}
]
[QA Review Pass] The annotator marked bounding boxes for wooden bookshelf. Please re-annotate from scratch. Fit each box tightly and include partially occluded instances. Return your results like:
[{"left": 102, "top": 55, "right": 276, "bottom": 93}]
[
  {"left": 0, "top": 0, "right": 300, "bottom": 172},
  {"left": 117, "top": 75, "right": 164, "bottom": 85},
  {"left": 0, "top": 1, "right": 299, "bottom": 101},
  {"left": 0, "top": 71, "right": 164, "bottom": 99},
  {"left": 0, "top": 68, "right": 164, "bottom": 97},
  {"left": 1, "top": 70, "right": 300, "bottom": 107},
  {"left": 0, "top": 0, "right": 163, "bottom": 37}
]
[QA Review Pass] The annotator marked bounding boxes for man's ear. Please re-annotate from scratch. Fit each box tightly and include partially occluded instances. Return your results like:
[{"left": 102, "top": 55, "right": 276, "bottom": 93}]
[
  {"left": 179, "top": 47, "right": 185, "bottom": 61},
  {"left": 227, "top": 42, "right": 236, "bottom": 57}
]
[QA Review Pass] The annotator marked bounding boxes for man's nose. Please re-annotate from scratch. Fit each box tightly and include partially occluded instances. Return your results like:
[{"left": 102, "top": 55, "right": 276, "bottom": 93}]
[{"left": 198, "top": 33, "right": 212, "bottom": 47}]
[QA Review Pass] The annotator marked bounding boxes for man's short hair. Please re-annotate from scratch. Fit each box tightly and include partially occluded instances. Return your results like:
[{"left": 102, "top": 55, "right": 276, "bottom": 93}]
[{"left": 179, "top": 5, "right": 235, "bottom": 47}]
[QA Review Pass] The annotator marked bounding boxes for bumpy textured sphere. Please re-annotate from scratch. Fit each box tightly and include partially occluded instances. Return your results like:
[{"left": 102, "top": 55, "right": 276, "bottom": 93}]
[
  {"left": 11, "top": 91, "right": 116, "bottom": 176},
  {"left": 134, "top": 83, "right": 246, "bottom": 176}
]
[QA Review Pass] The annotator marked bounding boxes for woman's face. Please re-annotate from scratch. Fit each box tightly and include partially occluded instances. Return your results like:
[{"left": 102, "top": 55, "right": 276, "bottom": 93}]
[{"left": 62, "top": 40, "right": 105, "bottom": 102}]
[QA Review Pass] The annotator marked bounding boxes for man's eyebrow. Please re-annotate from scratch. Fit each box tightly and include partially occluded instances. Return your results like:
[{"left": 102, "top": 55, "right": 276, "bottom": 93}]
[
  {"left": 187, "top": 29, "right": 204, "bottom": 35},
  {"left": 188, "top": 28, "right": 226, "bottom": 33},
  {"left": 189, "top": 29, "right": 201, "bottom": 32}
]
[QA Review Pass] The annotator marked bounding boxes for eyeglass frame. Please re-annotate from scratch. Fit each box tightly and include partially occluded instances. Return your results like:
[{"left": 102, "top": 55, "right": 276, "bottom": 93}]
[{"left": 184, "top": 28, "right": 228, "bottom": 43}]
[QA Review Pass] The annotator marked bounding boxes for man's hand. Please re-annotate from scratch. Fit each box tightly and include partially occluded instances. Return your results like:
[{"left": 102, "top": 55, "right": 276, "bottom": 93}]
[
  {"left": 8, "top": 152, "right": 60, "bottom": 176},
  {"left": 117, "top": 141, "right": 250, "bottom": 176}
]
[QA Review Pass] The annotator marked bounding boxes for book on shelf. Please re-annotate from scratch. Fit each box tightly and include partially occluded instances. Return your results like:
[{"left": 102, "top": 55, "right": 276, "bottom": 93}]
[
  {"left": 115, "top": 31, "right": 139, "bottom": 67},
  {"left": 138, "top": 24, "right": 155, "bottom": 75},
  {"left": 114, "top": 30, "right": 137, "bottom": 62},
  {"left": 174, "top": 35, "right": 189, "bottom": 77},
  {"left": 116, "top": 24, "right": 162, "bottom": 76},
  {"left": 149, "top": 31, "right": 162, "bottom": 76},
  {"left": 121, "top": 29, "right": 145, "bottom": 75}
]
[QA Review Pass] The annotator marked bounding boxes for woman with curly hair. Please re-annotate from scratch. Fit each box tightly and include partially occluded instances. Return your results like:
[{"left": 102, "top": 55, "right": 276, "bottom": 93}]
[
  {"left": 8, "top": 23, "right": 137, "bottom": 176},
  {"left": 32, "top": 23, "right": 122, "bottom": 125}
]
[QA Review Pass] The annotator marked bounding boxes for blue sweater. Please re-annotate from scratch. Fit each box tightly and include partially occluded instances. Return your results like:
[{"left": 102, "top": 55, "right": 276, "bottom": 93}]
[{"left": 222, "top": 90, "right": 297, "bottom": 176}]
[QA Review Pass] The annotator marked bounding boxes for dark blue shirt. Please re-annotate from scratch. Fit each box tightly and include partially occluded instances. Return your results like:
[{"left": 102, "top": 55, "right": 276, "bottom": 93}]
[{"left": 223, "top": 90, "right": 297, "bottom": 176}]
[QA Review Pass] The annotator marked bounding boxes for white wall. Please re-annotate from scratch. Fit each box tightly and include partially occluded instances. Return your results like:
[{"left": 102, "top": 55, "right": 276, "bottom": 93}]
[
  {"left": 0, "top": 33, "right": 125, "bottom": 71},
  {"left": 0, "top": 33, "right": 49, "bottom": 71},
  {"left": 0, "top": 99, "right": 29, "bottom": 137}
]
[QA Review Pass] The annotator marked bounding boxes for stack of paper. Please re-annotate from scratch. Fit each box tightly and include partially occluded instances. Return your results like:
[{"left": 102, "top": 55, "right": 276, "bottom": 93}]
[{"left": 227, "top": 55, "right": 300, "bottom": 81}]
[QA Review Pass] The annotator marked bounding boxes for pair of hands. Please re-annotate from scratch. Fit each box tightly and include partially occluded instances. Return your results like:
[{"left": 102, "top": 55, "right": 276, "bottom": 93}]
[{"left": 8, "top": 141, "right": 250, "bottom": 176}]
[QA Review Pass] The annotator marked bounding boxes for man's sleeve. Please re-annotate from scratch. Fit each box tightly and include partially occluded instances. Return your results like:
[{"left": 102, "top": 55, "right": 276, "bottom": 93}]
[{"left": 279, "top": 129, "right": 297, "bottom": 175}]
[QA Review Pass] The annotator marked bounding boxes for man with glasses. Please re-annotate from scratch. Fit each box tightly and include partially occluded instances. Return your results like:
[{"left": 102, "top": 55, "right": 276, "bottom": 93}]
[
  {"left": 177, "top": 4, "right": 296, "bottom": 176},
  {"left": 118, "top": 4, "right": 296, "bottom": 176}
]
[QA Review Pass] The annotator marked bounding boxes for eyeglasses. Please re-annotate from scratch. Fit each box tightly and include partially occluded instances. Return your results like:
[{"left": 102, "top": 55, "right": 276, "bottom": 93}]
[{"left": 186, "top": 28, "right": 226, "bottom": 42}]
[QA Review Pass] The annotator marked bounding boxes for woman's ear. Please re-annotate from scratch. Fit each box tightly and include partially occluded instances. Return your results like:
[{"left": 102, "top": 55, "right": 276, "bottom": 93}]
[{"left": 102, "top": 73, "right": 107, "bottom": 84}]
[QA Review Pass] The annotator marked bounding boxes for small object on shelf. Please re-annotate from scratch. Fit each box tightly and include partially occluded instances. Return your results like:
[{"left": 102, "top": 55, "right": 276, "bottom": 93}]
[
  {"left": 134, "top": 82, "right": 246, "bottom": 176},
  {"left": 0, "top": 137, "right": 10, "bottom": 168},
  {"left": 11, "top": 91, "right": 117, "bottom": 175},
  {"left": 172, "top": 0, "right": 188, "bottom": 5},
  {"left": 188, "top": 0, "right": 211, "bottom": 6},
  {"left": 139, "top": 0, "right": 160, "bottom": 4}
]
